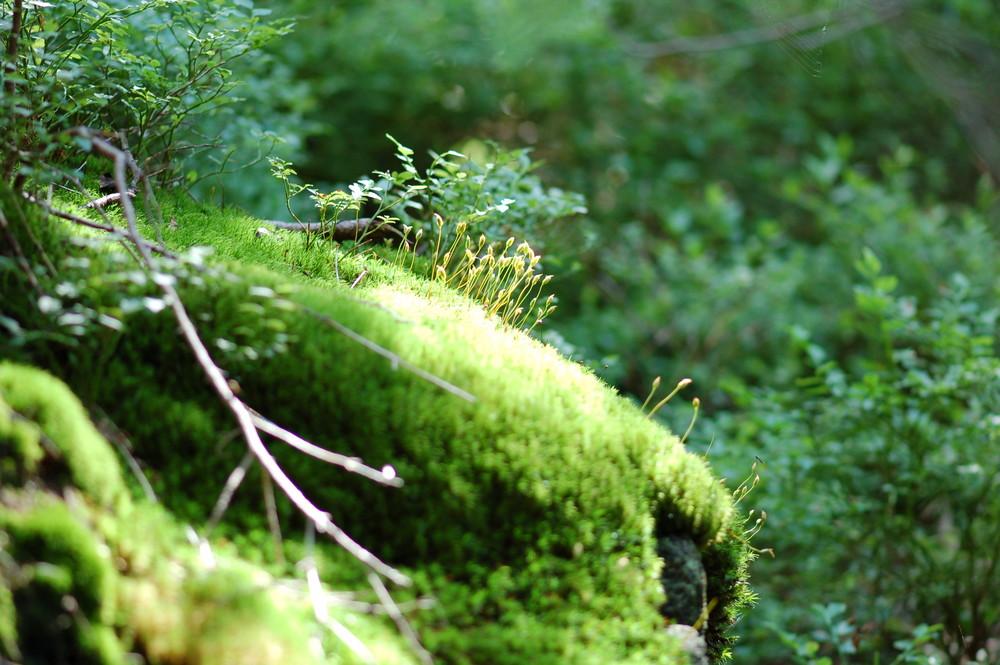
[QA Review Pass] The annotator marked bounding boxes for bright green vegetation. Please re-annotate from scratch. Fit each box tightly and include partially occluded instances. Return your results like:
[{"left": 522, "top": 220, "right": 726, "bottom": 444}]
[
  {"left": 1, "top": 362, "right": 393, "bottom": 665},
  {"left": 6, "top": 0, "right": 1000, "bottom": 662},
  {"left": 0, "top": 185, "right": 755, "bottom": 663},
  {"left": 234, "top": 2, "right": 1000, "bottom": 661}
]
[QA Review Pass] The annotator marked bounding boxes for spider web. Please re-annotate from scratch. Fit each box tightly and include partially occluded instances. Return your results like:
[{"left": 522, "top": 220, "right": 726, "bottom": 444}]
[{"left": 751, "top": 0, "right": 843, "bottom": 77}]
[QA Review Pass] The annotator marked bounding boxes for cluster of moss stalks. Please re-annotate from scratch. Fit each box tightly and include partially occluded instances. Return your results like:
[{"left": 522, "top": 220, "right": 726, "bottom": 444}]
[{"left": 0, "top": 185, "right": 756, "bottom": 664}]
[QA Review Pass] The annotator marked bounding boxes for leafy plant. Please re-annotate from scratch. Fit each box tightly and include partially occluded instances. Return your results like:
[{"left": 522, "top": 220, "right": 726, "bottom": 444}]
[
  {"left": 555, "top": 138, "right": 1000, "bottom": 414},
  {"left": 775, "top": 604, "right": 943, "bottom": 665},
  {"left": 0, "top": 0, "right": 290, "bottom": 191},
  {"left": 267, "top": 136, "right": 584, "bottom": 331},
  {"left": 719, "top": 259, "right": 1000, "bottom": 665}
]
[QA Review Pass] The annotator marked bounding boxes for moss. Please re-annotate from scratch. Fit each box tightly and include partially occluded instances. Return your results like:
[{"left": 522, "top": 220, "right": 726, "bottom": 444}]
[
  {"left": 0, "top": 393, "right": 45, "bottom": 485},
  {"left": 0, "top": 363, "right": 126, "bottom": 508},
  {"left": 700, "top": 517, "right": 760, "bottom": 662},
  {"left": 0, "top": 551, "right": 18, "bottom": 661},
  {"left": 0, "top": 497, "right": 124, "bottom": 665},
  {"left": 0, "top": 363, "right": 418, "bottom": 665},
  {"left": 118, "top": 564, "right": 321, "bottom": 665},
  {"left": 0, "top": 189, "right": 756, "bottom": 663}
]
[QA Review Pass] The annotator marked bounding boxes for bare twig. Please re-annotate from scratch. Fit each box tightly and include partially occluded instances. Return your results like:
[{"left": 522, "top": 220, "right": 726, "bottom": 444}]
[
  {"left": 301, "top": 306, "right": 477, "bottom": 403},
  {"left": 117, "top": 130, "right": 165, "bottom": 244},
  {"left": 261, "top": 469, "right": 285, "bottom": 567},
  {"left": 2, "top": 182, "right": 59, "bottom": 282},
  {"left": 250, "top": 412, "right": 404, "bottom": 487},
  {"left": 0, "top": 205, "right": 43, "bottom": 294},
  {"left": 303, "top": 524, "right": 379, "bottom": 665},
  {"left": 266, "top": 217, "right": 408, "bottom": 246},
  {"left": 619, "top": 0, "right": 908, "bottom": 58},
  {"left": 207, "top": 450, "right": 255, "bottom": 531},
  {"left": 273, "top": 582, "right": 435, "bottom": 615},
  {"left": 23, "top": 195, "right": 177, "bottom": 259},
  {"left": 75, "top": 127, "right": 411, "bottom": 586},
  {"left": 93, "top": 408, "right": 159, "bottom": 504},
  {"left": 368, "top": 572, "right": 434, "bottom": 665},
  {"left": 84, "top": 191, "right": 136, "bottom": 209},
  {"left": 322, "top": 593, "right": 436, "bottom": 616}
]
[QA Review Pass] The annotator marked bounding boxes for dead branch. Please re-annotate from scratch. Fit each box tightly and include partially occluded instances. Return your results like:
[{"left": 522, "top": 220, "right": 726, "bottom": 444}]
[
  {"left": 304, "top": 524, "right": 379, "bottom": 665},
  {"left": 73, "top": 126, "right": 411, "bottom": 586},
  {"left": 266, "top": 217, "right": 408, "bottom": 246},
  {"left": 300, "top": 305, "right": 477, "bottom": 403},
  {"left": 84, "top": 190, "right": 136, "bottom": 209},
  {"left": 0, "top": 204, "right": 42, "bottom": 294},
  {"left": 369, "top": 572, "right": 434, "bottom": 665},
  {"left": 23, "top": 195, "right": 176, "bottom": 259},
  {"left": 207, "top": 450, "right": 256, "bottom": 531},
  {"left": 250, "top": 411, "right": 404, "bottom": 487},
  {"left": 619, "top": 0, "right": 909, "bottom": 58}
]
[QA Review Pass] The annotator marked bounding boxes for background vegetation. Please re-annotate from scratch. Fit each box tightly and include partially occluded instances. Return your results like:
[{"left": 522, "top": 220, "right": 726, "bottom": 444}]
[
  {"left": 211, "top": 0, "right": 997, "bottom": 662},
  {"left": 3, "top": 0, "right": 1000, "bottom": 662}
]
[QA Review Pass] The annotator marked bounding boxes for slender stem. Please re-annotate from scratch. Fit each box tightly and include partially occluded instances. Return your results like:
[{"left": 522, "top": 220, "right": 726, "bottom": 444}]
[
  {"left": 80, "top": 129, "right": 412, "bottom": 587},
  {"left": 3, "top": 0, "right": 22, "bottom": 98}
]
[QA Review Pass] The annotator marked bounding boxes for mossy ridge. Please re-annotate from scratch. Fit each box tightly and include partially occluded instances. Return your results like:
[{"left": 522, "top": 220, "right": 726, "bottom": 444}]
[
  {"left": 158, "top": 194, "right": 746, "bottom": 658},
  {"left": 0, "top": 363, "right": 414, "bottom": 665},
  {"left": 0, "top": 363, "right": 126, "bottom": 508},
  {"left": 138, "top": 190, "right": 736, "bottom": 547},
  {"left": 2, "top": 190, "right": 754, "bottom": 661}
]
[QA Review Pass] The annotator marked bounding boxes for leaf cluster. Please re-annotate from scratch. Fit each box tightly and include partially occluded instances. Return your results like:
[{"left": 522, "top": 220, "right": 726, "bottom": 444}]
[
  {"left": 0, "top": 0, "right": 290, "bottom": 191},
  {"left": 716, "top": 260, "right": 1000, "bottom": 664}
]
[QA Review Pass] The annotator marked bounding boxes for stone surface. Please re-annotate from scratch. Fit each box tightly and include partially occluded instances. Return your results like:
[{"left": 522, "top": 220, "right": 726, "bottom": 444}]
[
  {"left": 658, "top": 534, "right": 707, "bottom": 626},
  {"left": 665, "top": 624, "right": 709, "bottom": 665}
]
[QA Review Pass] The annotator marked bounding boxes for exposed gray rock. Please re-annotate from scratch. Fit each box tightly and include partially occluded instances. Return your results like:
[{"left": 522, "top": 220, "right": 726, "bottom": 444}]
[
  {"left": 658, "top": 534, "right": 707, "bottom": 626},
  {"left": 665, "top": 624, "right": 709, "bottom": 665}
]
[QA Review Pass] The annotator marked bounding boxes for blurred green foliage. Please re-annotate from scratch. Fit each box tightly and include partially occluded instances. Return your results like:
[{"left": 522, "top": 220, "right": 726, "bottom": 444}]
[
  {"left": 215, "top": 0, "right": 1000, "bottom": 661},
  {"left": 0, "top": 0, "right": 292, "bottom": 189},
  {"left": 712, "top": 264, "right": 1000, "bottom": 664},
  {"left": 5, "top": 0, "right": 1000, "bottom": 660}
]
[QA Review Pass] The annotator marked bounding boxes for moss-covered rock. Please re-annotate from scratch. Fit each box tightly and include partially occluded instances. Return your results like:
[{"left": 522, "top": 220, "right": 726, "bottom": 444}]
[
  {"left": 0, "top": 362, "right": 411, "bottom": 665},
  {"left": 0, "top": 190, "right": 756, "bottom": 663},
  {"left": 0, "top": 364, "right": 125, "bottom": 507}
]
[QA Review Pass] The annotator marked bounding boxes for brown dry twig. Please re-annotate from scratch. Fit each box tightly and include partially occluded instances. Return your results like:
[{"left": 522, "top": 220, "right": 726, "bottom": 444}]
[
  {"left": 619, "top": 0, "right": 908, "bottom": 58},
  {"left": 67, "top": 125, "right": 412, "bottom": 586},
  {"left": 266, "top": 217, "right": 408, "bottom": 246}
]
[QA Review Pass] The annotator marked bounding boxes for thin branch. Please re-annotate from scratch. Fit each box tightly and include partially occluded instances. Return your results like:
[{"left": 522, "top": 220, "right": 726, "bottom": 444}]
[
  {"left": 301, "top": 305, "right": 477, "bottom": 403},
  {"left": 93, "top": 408, "right": 159, "bottom": 504},
  {"left": 251, "top": 412, "right": 404, "bottom": 487},
  {"left": 0, "top": 205, "right": 43, "bottom": 294},
  {"left": 207, "top": 449, "right": 255, "bottom": 531},
  {"left": 266, "top": 218, "right": 408, "bottom": 246},
  {"left": 368, "top": 572, "right": 434, "bottom": 665},
  {"left": 76, "top": 127, "right": 411, "bottom": 587},
  {"left": 261, "top": 468, "right": 285, "bottom": 567},
  {"left": 23, "top": 195, "right": 177, "bottom": 259},
  {"left": 619, "top": 0, "right": 908, "bottom": 59},
  {"left": 117, "top": 130, "right": 165, "bottom": 244},
  {"left": 320, "top": 593, "right": 435, "bottom": 616},
  {"left": 303, "top": 524, "right": 379, "bottom": 665},
  {"left": 272, "top": 581, "right": 435, "bottom": 615},
  {"left": 84, "top": 191, "right": 136, "bottom": 209}
]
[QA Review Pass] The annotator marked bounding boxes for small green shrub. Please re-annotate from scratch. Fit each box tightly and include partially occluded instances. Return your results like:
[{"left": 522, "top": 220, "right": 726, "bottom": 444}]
[
  {"left": 718, "top": 261, "right": 1000, "bottom": 664},
  {"left": 774, "top": 604, "right": 943, "bottom": 665},
  {"left": 554, "top": 140, "right": 1000, "bottom": 414},
  {"left": 0, "top": 0, "right": 289, "bottom": 190},
  {"left": 267, "top": 137, "right": 584, "bottom": 331}
]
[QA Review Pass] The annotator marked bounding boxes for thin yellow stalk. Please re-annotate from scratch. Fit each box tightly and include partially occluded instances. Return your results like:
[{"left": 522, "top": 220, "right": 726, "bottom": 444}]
[
  {"left": 646, "top": 378, "right": 693, "bottom": 419},
  {"left": 641, "top": 376, "right": 663, "bottom": 411}
]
